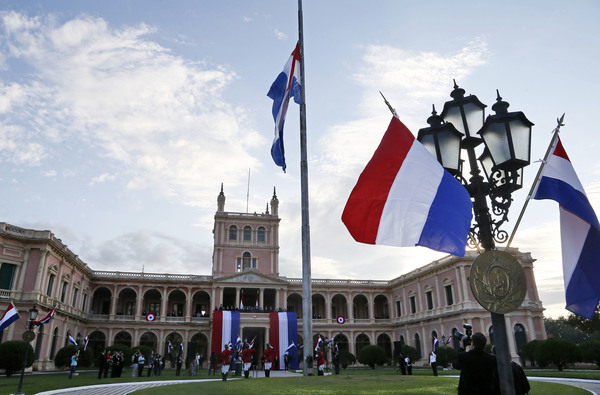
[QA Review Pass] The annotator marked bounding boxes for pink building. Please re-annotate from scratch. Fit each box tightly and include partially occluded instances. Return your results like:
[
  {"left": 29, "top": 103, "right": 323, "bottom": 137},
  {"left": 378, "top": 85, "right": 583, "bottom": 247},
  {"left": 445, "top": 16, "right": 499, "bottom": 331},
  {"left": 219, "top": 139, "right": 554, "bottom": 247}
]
[{"left": 0, "top": 187, "right": 545, "bottom": 370}]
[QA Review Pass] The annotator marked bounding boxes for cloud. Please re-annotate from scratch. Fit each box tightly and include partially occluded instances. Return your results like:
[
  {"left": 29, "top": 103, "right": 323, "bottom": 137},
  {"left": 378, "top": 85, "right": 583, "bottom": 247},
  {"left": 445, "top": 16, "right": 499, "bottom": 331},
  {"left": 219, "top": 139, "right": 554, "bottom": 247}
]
[
  {"left": 89, "top": 172, "right": 116, "bottom": 186},
  {"left": 0, "top": 11, "right": 266, "bottom": 208},
  {"left": 273, "top": 29, "right": 287, "bottom": 40}
]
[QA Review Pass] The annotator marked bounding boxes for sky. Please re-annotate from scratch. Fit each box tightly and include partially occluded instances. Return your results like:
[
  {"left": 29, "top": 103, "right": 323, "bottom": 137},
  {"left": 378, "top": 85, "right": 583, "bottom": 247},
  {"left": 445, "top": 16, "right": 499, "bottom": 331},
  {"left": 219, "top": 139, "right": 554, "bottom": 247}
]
[{"left": 0, "top": 1, "right": 599, "bottom": 320}]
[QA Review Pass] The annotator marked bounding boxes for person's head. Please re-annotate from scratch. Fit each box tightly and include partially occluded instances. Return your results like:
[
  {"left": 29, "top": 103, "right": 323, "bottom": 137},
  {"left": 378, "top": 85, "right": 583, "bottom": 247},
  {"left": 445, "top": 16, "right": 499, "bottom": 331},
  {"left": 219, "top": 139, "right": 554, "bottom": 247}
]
[{"left": 471, "top": 332, "right": 487, "bottom": 351}]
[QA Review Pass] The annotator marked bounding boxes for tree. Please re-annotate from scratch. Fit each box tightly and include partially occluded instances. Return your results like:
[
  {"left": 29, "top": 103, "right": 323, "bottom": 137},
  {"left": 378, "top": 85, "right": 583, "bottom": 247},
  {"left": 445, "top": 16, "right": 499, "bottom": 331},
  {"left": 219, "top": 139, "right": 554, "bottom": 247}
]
[
  {"left": 578, "top": 339, "right": 600, "bottom": 368},
  {"left": 434, "top": 346, "right": 457, "bottom": 368},
  {"left": 357, "top": 345, "right": 387, "bottom": 369},
  {"left": 338, "top": 350, "right": 356, "bottom": 369},
  {"left": 107, "top": 344, "right": 133, "bottom": 367},
  {"left": 534, "top": 337, "right": 581, "bottom": 371},
  {"left": 0, "top": 341, "right": 34, "bottom": 377},
  {"left": 544, "top": 316, "right": 591, "bottom": 343},
  {"left": 401, "top": 344, "right": 418, "bottom": 365},
  {"left": 521, "top": 340, "right": 543, "bottom": 367},
  {"left": 566, "top": 306, "right": 600, "bottom": 340}
]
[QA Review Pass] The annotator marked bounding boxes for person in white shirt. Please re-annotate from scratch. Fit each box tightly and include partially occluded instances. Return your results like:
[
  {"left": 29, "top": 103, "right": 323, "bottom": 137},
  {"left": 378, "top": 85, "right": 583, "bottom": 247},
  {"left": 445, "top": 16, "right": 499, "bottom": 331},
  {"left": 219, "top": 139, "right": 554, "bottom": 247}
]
[{"left": 430, "top": 351, "right": 438, "bottom": 376}]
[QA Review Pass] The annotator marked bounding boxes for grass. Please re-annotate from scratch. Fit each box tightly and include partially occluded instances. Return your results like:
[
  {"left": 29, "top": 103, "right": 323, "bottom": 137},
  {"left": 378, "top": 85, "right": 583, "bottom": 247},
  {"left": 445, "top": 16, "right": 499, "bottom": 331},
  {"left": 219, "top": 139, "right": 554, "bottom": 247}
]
[{"left": 0, "top": 366, "right": 595, "bottom": 395}]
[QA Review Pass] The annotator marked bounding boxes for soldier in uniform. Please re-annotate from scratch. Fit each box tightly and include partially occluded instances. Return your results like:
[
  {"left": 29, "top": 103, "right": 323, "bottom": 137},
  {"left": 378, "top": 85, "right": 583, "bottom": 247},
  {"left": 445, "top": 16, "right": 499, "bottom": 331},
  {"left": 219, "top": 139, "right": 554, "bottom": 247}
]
[
  {"left": 242, "top": 343, "right": 255, "bottom": 379},
  {"left": 316, "top": 347, "right": 325, "bottom": 376},
  {"left": 263, "top": 344, "right": 276, "bottom": 377},
  {"left": 218, "top": 344, "right": 235, "bottom": 381}
]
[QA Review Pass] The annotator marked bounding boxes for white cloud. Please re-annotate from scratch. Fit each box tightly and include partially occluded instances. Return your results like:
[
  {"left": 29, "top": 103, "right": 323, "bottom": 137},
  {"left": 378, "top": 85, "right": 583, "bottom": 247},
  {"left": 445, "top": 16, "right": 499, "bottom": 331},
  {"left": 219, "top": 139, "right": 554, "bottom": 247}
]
[
  {"left": 273, "top": 29, "right": 287, "bottom": 40},
  {"left": 89, "top": 172, "right": 116, "bottom": 186}
]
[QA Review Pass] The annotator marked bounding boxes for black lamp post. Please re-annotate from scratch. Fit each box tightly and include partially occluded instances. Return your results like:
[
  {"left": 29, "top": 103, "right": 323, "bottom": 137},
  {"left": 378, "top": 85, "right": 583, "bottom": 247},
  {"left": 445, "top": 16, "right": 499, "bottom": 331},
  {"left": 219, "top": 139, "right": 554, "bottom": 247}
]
[
  {"left": 15, "top": 306, "right": 38, "bottom": 395},
  {"left": 418, "top": 81, "right": 533, "bottom": 395}
]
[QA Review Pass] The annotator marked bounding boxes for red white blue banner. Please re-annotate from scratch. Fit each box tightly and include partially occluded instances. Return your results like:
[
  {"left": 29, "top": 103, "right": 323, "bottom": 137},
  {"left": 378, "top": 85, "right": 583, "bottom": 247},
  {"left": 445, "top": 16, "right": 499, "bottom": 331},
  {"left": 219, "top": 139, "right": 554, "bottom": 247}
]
[
  {"left": 269, "top": 312, "right": 298, "bottom": 370},
  {"left": 211, "top": 310, "right": 240, "bottom": 355}
]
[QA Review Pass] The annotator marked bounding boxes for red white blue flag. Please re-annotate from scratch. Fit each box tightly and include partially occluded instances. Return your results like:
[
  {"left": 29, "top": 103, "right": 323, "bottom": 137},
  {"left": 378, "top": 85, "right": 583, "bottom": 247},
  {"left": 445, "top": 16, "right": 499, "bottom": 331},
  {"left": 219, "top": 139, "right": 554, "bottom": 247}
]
[
  {"left": 270, "top": 312, "right": 298, "bottom": 370},
  {"left": 533, "top": 136, "right": 600, "bottom": 319},
  {"left": 68, "top": 333, "right": 78, "bottom": 346},
  {"left": 0, "top": 302, "right": 20, "bottom": 332},
  {"left": 342, "top": 117, "right": 472, "bottom": 256},
  {"left": 83, "top": 335, "right": 89, "bottom": 351},
  {"left": 32, "top": 305, "right": 56, "bottom": 326},
  {"left": 432, "top": 337, "right": 439, "bottom": 351},
  {"left": 211, "top": 310, "right": 240, "bottom": 354},
  {"left": 267, "top": 42, "right": 301, "bottom": 172}
]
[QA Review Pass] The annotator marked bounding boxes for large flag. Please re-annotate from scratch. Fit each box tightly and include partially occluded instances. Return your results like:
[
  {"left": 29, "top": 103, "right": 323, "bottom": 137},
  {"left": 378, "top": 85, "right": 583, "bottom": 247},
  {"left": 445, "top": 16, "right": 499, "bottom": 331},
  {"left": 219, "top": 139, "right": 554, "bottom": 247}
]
[
  {"left": 32, "top": 305, "right": 56, "bottom": 326},
  {"left": 342, "top": 117, "right": 472, "bottom": 256},
  {"left": 267, "top": 42, "right": 302, "bottom": 172},
  {"left": 0, "top": 302, "right": 20, "bottom": 332},
  {"left": 211, "top": 310, "right": 240, "bottom": 354},
  {"left": 270, "top": 312, "right": 299, "bottom": 370},
  {"left": 533, "top": 136, "right": 600, "bottom": 319}
]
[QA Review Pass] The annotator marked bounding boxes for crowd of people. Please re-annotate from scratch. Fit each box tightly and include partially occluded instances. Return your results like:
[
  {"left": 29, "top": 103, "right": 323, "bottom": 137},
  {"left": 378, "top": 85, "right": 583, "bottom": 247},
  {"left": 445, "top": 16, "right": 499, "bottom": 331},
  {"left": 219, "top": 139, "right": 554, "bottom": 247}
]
[{"left": 95, "top": 349, "right": 168, "bottom": 379}]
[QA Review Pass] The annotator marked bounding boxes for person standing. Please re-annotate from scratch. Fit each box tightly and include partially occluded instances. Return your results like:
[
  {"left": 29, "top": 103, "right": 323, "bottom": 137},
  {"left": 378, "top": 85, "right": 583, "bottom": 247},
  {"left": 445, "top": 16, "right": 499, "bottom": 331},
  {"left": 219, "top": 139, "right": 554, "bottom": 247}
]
[
  {"left": 430, "top": 351, "right": 438, "bottom": 376},
  {"left": 405, "top": 355, "right": 412, "bottom": 375},
  {"left": 208, "top": 351, "right": 217, "bottom": 376},
  {"left": 69, "top": 351, "right": 78, "bottom": 380},
  {"left": 263, "top": 344, "right": 276, "bottom": 377},
  {"left": 219, "top": 344, "right": 235, "bottom": 381},
  {"left": 137, "top": 352, "right": 145, "bottom": 377},
  {"left": 452, "top": 332, "right": 499, "bottom": 395},
  {"left": 316, "top": 347, "right": 325, "bottom": 376},
  {"left": 97, "top": 350, "right": 107, "bottom": 379},
  {"left": 332, "top": 345, "right": 340, "bottom": 375},
  {"left": 398, "top": 352, "right": 407, "bottom": 375},
  {"left": 242, "top": 343, "right": 255, "bottom": 379},
  {"left": 131, "top": 351, "right": 139, "bottom": 378},
  {"left": 105, "top": 351, "right": 112, "bottom": 378},
  {"left": 176, "top": 354, "right": 183, "bottom": 376}
]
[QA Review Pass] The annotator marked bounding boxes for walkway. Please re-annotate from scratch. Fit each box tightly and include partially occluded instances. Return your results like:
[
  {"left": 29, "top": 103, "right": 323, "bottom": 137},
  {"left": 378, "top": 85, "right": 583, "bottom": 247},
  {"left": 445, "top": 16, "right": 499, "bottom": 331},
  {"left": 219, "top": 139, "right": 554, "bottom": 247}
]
[{"left": 35, "top": 371, "right": 302, "bottom": 395}]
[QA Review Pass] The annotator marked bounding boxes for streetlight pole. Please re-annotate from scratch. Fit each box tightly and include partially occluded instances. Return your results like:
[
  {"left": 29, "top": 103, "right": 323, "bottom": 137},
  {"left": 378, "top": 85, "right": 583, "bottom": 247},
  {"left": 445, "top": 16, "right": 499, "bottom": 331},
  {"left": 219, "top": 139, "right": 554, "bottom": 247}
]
[
  {"left": 15, "top": 306, "right": 38, "bottom": 395},
  {"left": 418, "top": 81, "right": 533, "bottom": 395}
]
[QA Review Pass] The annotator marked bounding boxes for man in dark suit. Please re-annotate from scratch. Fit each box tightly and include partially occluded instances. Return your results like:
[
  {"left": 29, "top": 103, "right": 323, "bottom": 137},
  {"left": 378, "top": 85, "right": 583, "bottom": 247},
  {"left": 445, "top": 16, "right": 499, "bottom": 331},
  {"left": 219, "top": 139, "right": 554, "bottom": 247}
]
[{"left": 452, "top": 332, "right": 499, "bottom": 395}]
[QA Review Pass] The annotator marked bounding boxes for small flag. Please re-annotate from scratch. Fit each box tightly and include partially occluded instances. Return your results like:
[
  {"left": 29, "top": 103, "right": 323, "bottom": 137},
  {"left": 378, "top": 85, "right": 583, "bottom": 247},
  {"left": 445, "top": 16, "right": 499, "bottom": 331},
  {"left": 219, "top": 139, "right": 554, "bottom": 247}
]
[
  {"left": 83, "top": 335, "right": 89, "bottom": 351},
  {"left": 342, "top": 117, "right": 472, "bottom": 257},
  {"left": 445, "top": 337, "right": 452, "bottom": 346},
  {"left": 168, "top": 340, "right": 172, "bottom": 354},
  {"left": 533, "top": 135, "right": 600, "bottom": 319},
  {"left": 236, "top": 335, "right": 242, "bottom": 351},
  {"left": 285, "top": 341, "right": 296, "bottom": 353},
  {"left": 32, "top": 305, "right": 56, "bottom": 326},
  {"left": 432, "top": 337, "right": 439, "bottom": 351},
  {"left": 240, "top": 289, "right": 244, "bottom": 310},
  {"left": 180, "top": 342, "right": 184, "bottom": 354},
  {"left": 267, "top": 41, "right": 302, "bottom": 172},
  {"left": 68, "top": 333, "right": 78, "bottom": 346},
  {"left": 249, "top": 336, "right": 256, "bottom": 349},
  {"left": 0, "top": 302, "right": 20, "bottom": 332},
  {"left": 314, "top": 335, "right": 323, "bottom": 352},
  {"left": 256, "top": 292, "right": 259, "bottom": 308}
]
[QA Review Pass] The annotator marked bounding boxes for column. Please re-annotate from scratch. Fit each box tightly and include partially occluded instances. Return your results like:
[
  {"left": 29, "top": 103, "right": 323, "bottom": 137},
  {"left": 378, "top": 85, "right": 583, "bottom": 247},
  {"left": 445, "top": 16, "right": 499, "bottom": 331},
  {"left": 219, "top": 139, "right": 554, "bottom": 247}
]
[
  {"left": 16, "top": 248, "right": 31, "bottom": 296},
  {"left": 275, "top": 289, "right": 280, "bottom": 310},
  {"left": 459, "top": 265, "right": 470, "bottom": 302},
  {"left": 235, "top": 287, "right": 240, "bottom": 309},
  {"left": 136, "top": 285, "right": 143, "bottom": 320},
  {"left": 185, "top": 286, "right": 192, "bottom": 322},
  {"left": 259, "top": 288, "right": 264, "bottom": 308},
  {"left": 34, "top": 249, "right": 48, "bottom": 293},
  {"left": 506, "top": 315, "right": 517, "bottom": 359},
  {"left": 325, "top": 291, "right": 332, "bottom": 321},
  {"left": 160, "top": 286, "right": 168, "bottom": 322},
  {"left": 110, "top": 285, "right": 118, "bottom": 318}
]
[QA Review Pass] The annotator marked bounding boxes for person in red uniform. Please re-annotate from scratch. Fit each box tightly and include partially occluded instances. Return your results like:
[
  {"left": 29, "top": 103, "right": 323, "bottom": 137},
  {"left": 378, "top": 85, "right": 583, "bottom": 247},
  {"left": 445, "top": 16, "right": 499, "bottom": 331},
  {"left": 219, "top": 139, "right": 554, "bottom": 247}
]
[
  {"left": 218, "top": 344, "right": 235, "bottom": 381},
  {"left": 242, "top": 343, "right": 255, "bottom": 379},
  {"left": 263, "top": 344, "right": 276, "bottom": 377},
  {"left": 316, "top": 347, "right": 325, "bottom": 376}
]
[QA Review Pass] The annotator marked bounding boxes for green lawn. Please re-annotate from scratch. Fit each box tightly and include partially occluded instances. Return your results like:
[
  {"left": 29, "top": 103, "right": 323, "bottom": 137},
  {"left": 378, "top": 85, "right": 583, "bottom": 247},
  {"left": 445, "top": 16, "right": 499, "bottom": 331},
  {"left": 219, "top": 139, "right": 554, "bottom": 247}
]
[{"left": 0, "top": 366, "right": 595, "bottom": 395}]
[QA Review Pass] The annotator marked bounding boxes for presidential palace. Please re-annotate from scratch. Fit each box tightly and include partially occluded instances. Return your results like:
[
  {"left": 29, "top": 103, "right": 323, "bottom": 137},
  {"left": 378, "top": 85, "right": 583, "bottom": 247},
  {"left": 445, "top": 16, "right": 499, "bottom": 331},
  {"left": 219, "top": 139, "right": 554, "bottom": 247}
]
[{"left": 0, "top": 186, "right": 546, "bottom": 371}]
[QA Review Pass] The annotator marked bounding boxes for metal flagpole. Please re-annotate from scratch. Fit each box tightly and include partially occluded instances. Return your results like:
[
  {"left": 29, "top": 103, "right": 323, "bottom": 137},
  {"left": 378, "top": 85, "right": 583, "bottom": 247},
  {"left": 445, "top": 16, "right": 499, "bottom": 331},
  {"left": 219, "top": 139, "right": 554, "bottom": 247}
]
[
  {"left": 504, "top": 114, "right": 565, "bottom": 250},
  {"left": 297, "top": 0, "right": 314, "bottom": 377}
]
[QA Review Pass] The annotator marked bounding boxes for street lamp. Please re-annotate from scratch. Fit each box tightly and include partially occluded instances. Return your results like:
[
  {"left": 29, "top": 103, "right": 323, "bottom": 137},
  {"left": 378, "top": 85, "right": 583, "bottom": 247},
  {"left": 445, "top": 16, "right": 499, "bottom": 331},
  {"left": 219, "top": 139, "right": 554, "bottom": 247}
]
[
  {"left": 15, "top": 306, "right": 38, "bottom": 395},
  {"left": 417, "top": 81, "right": 533, "bottom": 395}
]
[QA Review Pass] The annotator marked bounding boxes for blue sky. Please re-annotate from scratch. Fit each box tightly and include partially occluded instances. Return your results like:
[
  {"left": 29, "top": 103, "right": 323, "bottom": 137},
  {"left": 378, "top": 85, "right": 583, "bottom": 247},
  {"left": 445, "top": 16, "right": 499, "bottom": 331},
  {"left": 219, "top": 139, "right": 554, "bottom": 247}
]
[{"left": 0, "top": 1, "right": 599, "bottom": 319}]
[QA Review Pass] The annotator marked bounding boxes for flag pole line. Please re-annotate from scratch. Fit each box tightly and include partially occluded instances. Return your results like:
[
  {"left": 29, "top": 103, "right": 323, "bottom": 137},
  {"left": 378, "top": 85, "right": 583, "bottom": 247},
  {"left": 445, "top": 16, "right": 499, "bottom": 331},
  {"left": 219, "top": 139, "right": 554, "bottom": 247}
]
[{"left": 504, "top": 114, "right": 565, "bottom": 251}]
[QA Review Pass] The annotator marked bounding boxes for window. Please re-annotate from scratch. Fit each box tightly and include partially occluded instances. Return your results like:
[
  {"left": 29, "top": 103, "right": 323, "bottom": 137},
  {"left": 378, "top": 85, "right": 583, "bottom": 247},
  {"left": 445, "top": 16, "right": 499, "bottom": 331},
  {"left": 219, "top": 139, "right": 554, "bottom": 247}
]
[
  {"left": 82, "top": 293, "right": 88, "bottom": 311},
  {"left": 395, "top": 300, "right": 402, "bottom": 317},
  {"left": 125, "top": 302, "right": 135, "bottom": 315},
  {"left": 0, "top": 263, "right": 16, "bottom": 289},
  {"left": 445, "top": 285, "right": 454, "bottom": 306},
  {"left": 257, "top": 227, "right": 266, "bottom": 242},
  {"left": 409, "top": 296, "right": 416, "bottom": 314},
  {"left": 426, "top": 291, "right": 434, "bottom": 310},
  {"left": 228, "top": 225, "right": 238, "bottom": 241},
  {"left": 72, "top": 288, "right": 79, "bottom": 307},
  {"left": 60, "top": 281, "right": 68, "bottom": 303},
  {"left": 243, "top": 226, "right": 252, "bottom": 241},
  {"left": 46, "top": 274, "right": 55, "bottom": 297},
  {"left": 148, "top": 303, "right": 160, "bottom": 315}
]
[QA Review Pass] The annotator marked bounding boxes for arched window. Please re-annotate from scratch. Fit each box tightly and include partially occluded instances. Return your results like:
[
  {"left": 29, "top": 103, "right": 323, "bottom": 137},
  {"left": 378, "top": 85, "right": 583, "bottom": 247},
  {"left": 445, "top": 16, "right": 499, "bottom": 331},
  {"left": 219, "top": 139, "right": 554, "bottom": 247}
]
[
  {"left": 243, "top": 226, "right": 252, "bottom": 241},
  {"left": 257, "top": 227, "right": 266, "bottom": 242},
  {"left": 50, "top": 327, "right": 59, "bottom": 360},
  {"left": 35, "top": 325, "right": 44, "bottom": 360},
  {"left": 414, "top": 333, "right": 421, "bottom": 359},
  {"left": 228, "top": 225, "right": 237, "bottom": 241},
  {"left": 514, "top": 324, "right": 527, "bottom": 354}
]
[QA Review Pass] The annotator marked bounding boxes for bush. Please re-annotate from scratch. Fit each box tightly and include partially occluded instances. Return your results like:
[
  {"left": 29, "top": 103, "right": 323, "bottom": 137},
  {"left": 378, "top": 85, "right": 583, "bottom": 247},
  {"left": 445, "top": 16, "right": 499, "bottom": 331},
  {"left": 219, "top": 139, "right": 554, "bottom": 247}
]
[
  {"left": 54, "top": 345, "right": 79, "bottom": 369},
  {"left": 358, "top": 345, "right": 387, "bottom": 369},
  {"left": 0, "top": 341, "right": 34, "bottom": 377},
  {"left": 578, "top": 339, "right": 600, "bottom": 368},
  {"left": 338, "top": 350, "right": 356, "bottom": 369},
  {"left": 131, "top": 345, "right": 154, "bottom": 360},
  {"left": 401, "top": 345, "right": 418, "bottom": 364},
  {"left": 434, "top": 346, "right": 457, "bottom": 368},
  {"left": 107, "top": 344, "right": 133, "bottom": 367},
  {"left": 535, "top": 337, "right": 581, "bottom": 371},
  {"left": 521, "top": 339, "right": 543, "bottom": 367}
]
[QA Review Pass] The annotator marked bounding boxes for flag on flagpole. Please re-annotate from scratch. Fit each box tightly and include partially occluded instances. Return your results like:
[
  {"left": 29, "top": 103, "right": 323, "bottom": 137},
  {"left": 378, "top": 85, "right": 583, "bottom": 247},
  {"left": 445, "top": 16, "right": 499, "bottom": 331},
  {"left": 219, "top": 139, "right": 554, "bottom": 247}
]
[
  {"left": 180, "top": 342, "right": 184, "bottom": 355},
  {"left": 432, "top": 337, "right": 439, "bottom": 351},
  {"left": 285, "top": 341, "right": 296, "bottom": 353},
  {"left": 32, "top": 305, "right": 56, "bottom": 326},
  {"left": 236, "top": 335, "right": 242, "bottom": 351},
  {"left": 249, "top": 336, "right": 256, "bottom": 349},
  {"left": 256, "top": 292, "right": 259, "bottom": 309},
  {"left": 314, "top": 335, "right": 323, "bottom": 352},
  {"left": 168, "top": 340, "right": 172, "bottom": 354},
  {"left": 267, "top": 41, "right": 302, "bottom": 172},
  {"left": 342, "top": 117, "right": 472, "bottom": 257},
  {"left": 83, "top": 335, "right": 89, "bottom": 351},
  {"left": 240, "top": 289, "right": 244, "bottom": 310},
  {"left": 0, "top": 302, "right": 20, "bottom": 332},
  {"left": 533, "top": 135, "right": 600, "bottom": 319},
  {"left": 445, "top": 337, "right": 452, "bottom": 346},
  {"left": 68, "top": 333, "right": 78, "bottom": 346}
]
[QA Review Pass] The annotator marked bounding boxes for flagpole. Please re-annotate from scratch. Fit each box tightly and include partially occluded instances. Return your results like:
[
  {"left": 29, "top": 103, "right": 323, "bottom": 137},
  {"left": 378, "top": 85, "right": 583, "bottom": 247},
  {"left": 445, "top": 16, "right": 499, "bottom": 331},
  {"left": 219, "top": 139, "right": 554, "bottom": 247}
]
[
  {"left": 297, "top": 0, "right": 314, "bottom": 377},
  {"left": 504, "top": 114, "right": 565, "bottom": 251}
]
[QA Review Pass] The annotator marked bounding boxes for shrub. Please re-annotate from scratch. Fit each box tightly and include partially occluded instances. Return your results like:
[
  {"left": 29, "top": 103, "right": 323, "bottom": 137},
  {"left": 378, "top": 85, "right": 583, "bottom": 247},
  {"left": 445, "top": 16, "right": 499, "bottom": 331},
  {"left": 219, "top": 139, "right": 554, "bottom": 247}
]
[
  {"left": 338, "top": 350, "right": 356, "bottom": 369},
  {"left": 0, "top": 341, "right": 34, "bottom": 377},
  {"left": 521, "top": 339, "right": 543, "bottom": 367},
  {"left": 54, "top": 345, "right": 80, "bottom": 369},
  {"left": 131, "top": 345, "right": 154, "bottom": 361},
  {"left": 434, "top": 346, "right": 457, "bottom": 368},
  {"left": 578, "top": 339, "right": 600, "bottom": 368},
  {"left": 107, "top": 344, "right": 133, "bottom": 367},
  {"left": 535, "top": 337, "right": 581, "bottom": 371},
  {"left": 401, "top": 345, "right": 418, "bottom": 364},
  {"left": 358, "top": 345, "right": 387, "bottom": 369}
]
